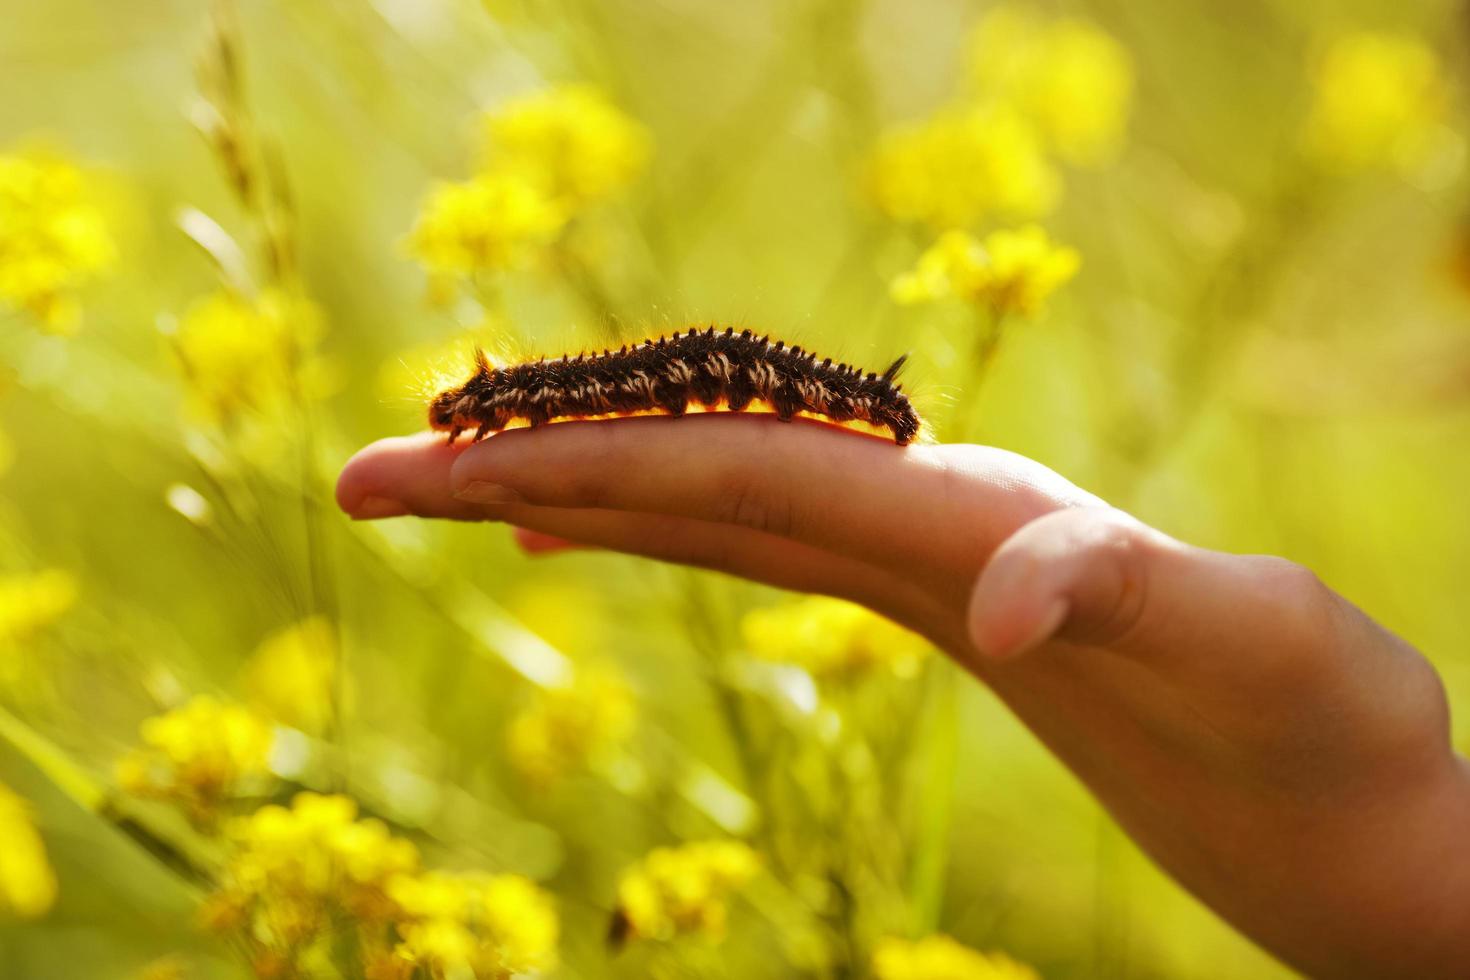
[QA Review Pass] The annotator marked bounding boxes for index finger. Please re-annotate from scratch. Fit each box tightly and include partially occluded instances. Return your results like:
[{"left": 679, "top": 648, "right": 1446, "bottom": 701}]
[{"left": 448, "top": 414, "right": 1094, "bottom": 602}]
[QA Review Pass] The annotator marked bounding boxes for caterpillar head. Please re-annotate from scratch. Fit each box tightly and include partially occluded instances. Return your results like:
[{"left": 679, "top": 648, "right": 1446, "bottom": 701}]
[
  {"left": 427, "top": 386, "right": 464, "bottom": 431},
  {"left": 427, "top": 348, "right": 499, "bottom": 438}
]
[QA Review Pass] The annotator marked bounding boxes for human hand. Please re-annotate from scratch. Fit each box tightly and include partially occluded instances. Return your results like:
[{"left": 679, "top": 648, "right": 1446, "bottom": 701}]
[{"left": 337, "top": 416, "right": 1470, "bottom": 978}]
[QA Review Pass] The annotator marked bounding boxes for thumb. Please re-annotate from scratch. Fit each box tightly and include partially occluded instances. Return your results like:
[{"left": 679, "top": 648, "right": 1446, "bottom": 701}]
[
  {"left": 966, "top": 507, "right": 1164, "bottom": 661},
  {"left": 966, "top": 505, "right": 1342, "bottom": 670}
]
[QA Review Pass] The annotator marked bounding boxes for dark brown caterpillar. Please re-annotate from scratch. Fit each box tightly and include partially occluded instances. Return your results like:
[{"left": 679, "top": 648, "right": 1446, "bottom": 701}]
[{"left": 428, "top": 326, "right": 922, "bottom": 445}]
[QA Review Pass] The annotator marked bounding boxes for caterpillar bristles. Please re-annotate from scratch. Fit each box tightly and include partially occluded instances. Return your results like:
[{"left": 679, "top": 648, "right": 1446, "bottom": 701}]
[{"left": 427, "top": 326, "right": 923, "bottom": 445}]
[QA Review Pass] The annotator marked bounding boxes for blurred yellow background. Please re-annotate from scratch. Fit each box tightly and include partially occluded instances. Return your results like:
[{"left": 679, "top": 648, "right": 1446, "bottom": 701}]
[{"left": 2, "top": 0, "right": 1469, "bottom": 977}]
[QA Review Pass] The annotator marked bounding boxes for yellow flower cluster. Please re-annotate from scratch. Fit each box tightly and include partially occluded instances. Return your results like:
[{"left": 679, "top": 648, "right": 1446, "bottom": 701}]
[
  {"left": 0, "top": 569, "right": 77, "bottom": 649},
  {"left": 116, "top": 695, "right": 276, "bottom": 826},
  {"left": 891, "top": 226, "right": 1080, "bottom": 319},
  {"left": 741, "top": 596, "right": 929, "bottom": 679},
  {"left": 967, "top": 5, "right": 1135, "bottom": 166},
  {"left": 614, "top": 840, "right": 759, "bottom": 942},
  {"left": 407, "top": 84, "right": 648, "bottom": 297},
  {"left": 205, "top": 793, "right": 419, "bottom": 973},
  {"left": 866, "top": 4, "right": 1133, "bottom": 231},
  {"left": 170, "top": 287, "right": 326, "bottom": 424},
  {"left": 243, "top": 616, "right": 337, "bottom": 736},
  {"left": 865, "top": 106, "right": 1060, "bottom": 232},
  {"left": 406, "top": 173, "right": 567, "bottom": 281},
  {"left": 386, "top": 871, "right": 559, "bottom": 979},
  {"left": 0, "top": 147, "right": 112, "bottom": 331},
  {"left": 204, "top": 793, "right": 559, "bottom": 980},
  {"left": 1305, "top": 31, "right": 1457, "bottom": 178},
  {"left": 0, "top": 780, "right": 57, "bottom": 920},
  {"left": 483, "top": 85, "right": 651, "bottom": 209},
  {"left": 505, "top": 668, "right": 636, "bottom": 786},
  {"left": 872, "top": 935, "right": 1039, "bottom": 980}
]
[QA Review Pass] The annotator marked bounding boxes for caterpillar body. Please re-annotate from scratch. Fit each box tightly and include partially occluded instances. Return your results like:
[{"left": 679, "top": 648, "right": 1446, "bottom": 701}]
[{"left": 428, "top": 326, "right": 922, "bottom": 445}]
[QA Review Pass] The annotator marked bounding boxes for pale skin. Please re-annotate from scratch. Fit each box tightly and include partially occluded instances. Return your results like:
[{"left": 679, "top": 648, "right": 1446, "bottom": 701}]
[{"left": 336, "top": 415, "right": 1470, "bottom": 978}]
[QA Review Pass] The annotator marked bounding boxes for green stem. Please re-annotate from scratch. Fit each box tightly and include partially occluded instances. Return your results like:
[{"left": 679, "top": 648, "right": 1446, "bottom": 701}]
[
  {"left": 554, "top": 241, "right": 622, "bottom": 344},
  {"left": 907, "top": 665, "right": 957, "bottom": 935},
  {"left": 0, "top": 705, "right": 216, "bottom": 888},
  {"left": 675, "top": 574, "right": 765, "bottom": 817},
  {"left": 1121, "top": 171, "right": 1333, "bottom": 485},
  {"left": 952, "top": 310, "right": 1008, "bottom": 443}
]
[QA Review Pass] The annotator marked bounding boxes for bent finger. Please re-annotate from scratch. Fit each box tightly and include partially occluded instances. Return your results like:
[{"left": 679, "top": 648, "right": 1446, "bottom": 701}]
[
  {"left": 965, "top": 507, "right": 1371, "bottom": 701},
  {"left": 498, "top": 504, "right": 965, "bottom": 649},
  {"left": 967, "top": 507, "right": 1161, "bottom": 661}
]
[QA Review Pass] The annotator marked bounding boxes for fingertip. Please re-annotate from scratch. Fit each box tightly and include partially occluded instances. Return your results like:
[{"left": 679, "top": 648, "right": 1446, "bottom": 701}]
[
  {"left": 334, "top": 432, "right": 480, "bottom": 521},
  {"left": 335, "top": 440, "right": 392, "bottom": 514},
  {"left": 352, "top": 496, "right": 412, "bottom": 521},
  {"left": 334, "top": 462, "right": 362, "bottom": 515},
  {"left": 1011, "top": 597, "right": 1070, "bottom": 658},
  {"left": 967, "top": 526, "right": 1053, "bottom": 659},
  {"left": 513, "top": 527, "right": 582, "bottom": 555},
  {"left": 969, "top": 584, "right": 1068, "bottom": 661}
]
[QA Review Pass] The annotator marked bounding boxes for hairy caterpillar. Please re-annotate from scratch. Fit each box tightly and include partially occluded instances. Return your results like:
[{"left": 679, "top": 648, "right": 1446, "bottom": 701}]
[{"left": 428, "top": 326, "right": 923, "bottom": 445}]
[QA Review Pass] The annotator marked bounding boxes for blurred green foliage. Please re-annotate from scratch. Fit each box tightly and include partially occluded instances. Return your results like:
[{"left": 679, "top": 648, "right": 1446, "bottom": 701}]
[{"left": 2, "top": 0, "right": 1470, "bottom": 977}]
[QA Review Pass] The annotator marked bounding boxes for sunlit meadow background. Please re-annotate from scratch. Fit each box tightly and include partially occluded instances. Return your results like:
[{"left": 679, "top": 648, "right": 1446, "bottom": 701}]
[{"left": 3, "top": 0, "right": 1470, "bottom": 977}]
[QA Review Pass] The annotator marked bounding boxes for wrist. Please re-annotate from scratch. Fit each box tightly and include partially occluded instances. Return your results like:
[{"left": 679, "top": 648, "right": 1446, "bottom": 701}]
[{"left": 1283, "top": 755, "right": 1470, "bottom": 978}]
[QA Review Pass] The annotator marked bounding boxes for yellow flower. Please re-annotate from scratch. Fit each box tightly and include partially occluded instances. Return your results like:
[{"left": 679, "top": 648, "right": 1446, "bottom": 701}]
[
  {"left": 404, "top": 84, "right": 645, "bottom": 303},
  {"left": 891, "top": 226, "right": 1079, "bottom": 318},
  {"left": 968, "top": 6, "right": 1134, "bottom": 166},
  {"left": 0, "top": 568, "right": 78, "bottom": 696},
  {"left": 243, "top": 616, "right": 336, "bottom": 735},
  {"left": 116, "top": 695, "right": 276, "bottom": 826},
  {"left": 0, "top": 569, "right": 76, "bottom": 649},
  {"left": 873, "top": 935, "right": 1039, "bottom": 980},
  {"left": 1305, "top": 31, "right": 1455, "bottom": 177},
  {"left": 134, "top": 954, "right": 192, "bottom": 980},
  {"left": 614, "top": 840, "right": 759, "bottom": 943},
  {"left": 483, "top": 85, "right": 650, "bottom": 208},
  {"left": 395, "top": 918, "right": 477, "bottom": 975},
  {"left": 0, "top": 147, "right": 112, "bottom": 331},
  {"left": 390, "top": 871, "right": 559, "bottom": 979},
  {"left": 866, "top": 105, "right": 1060, "bottom": 231},
  {"left": 171, "top": 288, "right": 326, "bottom": 424},
  {"left": 741, "top": 596, "right": 929, "bottom": 679},
  {"left": 0, "top": 780, "right": 57, "bottom": 919},
  {"left": 208, "top": 793, "right": 420, "bottom": 963},
  {"left": 866, "top": 6, "right": 1130, "bottom": 233},
  {"left": 0, "top": 423, "right": 13, "bottom": 475},
  {"left": 505, "top": 668, "right": 635, "bottom": 786},
  {"left": 406, "top": 172, "right": 566, "bottom": 287}
]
